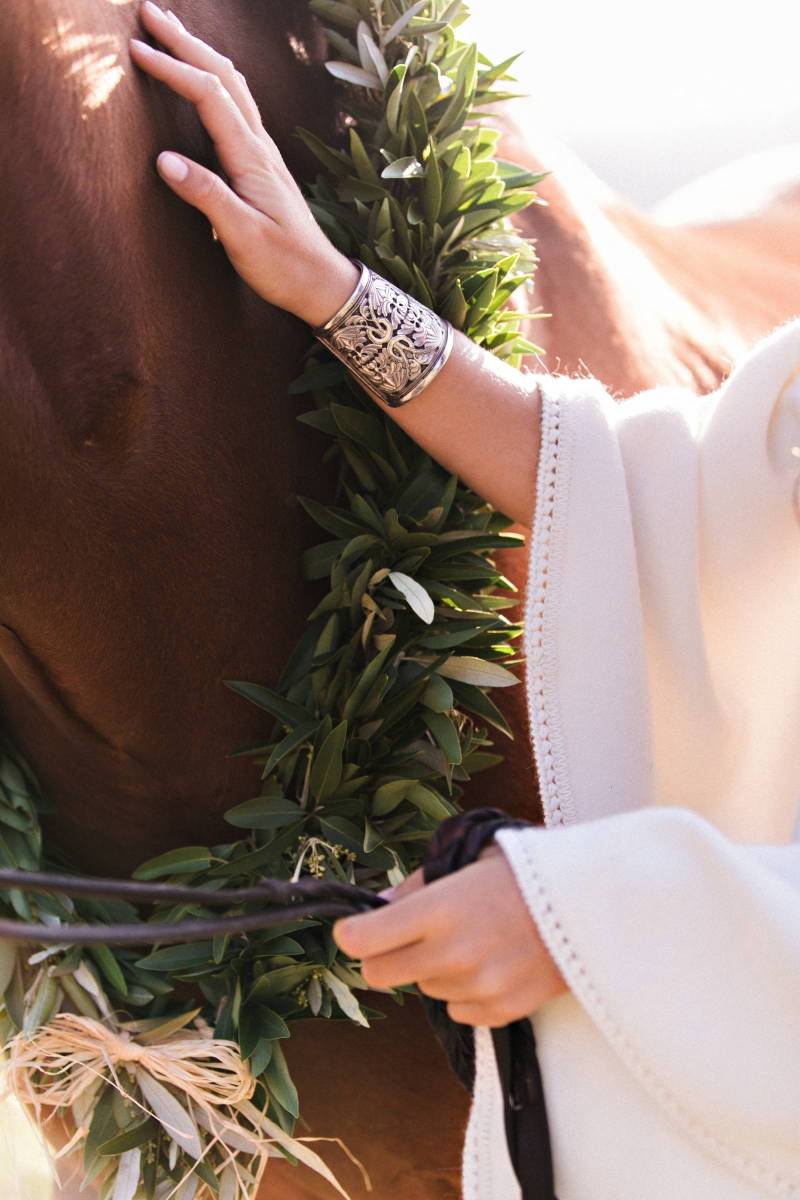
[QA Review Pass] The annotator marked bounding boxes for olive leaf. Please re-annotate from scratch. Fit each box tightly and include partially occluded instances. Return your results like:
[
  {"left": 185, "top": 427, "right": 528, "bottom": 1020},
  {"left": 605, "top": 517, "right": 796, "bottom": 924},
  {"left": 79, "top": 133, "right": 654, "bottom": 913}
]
[
  {"left": 135, "top": 1070, "right": 203, "bottom": 1160},
  {"left": 434, "top": 655, "right": 521, "bottom": 688},
  {"left": 0, "top": 940, "right": 16, "bottom": 996},
  {"left": 356, "top": 20, "right": 389, "bottom": 84},
  {"left": 321, "top": 968, "right": 369, "bottom": 1026},
  {"left": 381, "top": 0, "right": 430, "bottom": 45},
  {"left": 381, "top": 155, "right": 425, "bottom": 178},
  {"left": 310, "top": 720, "right": 349, "bottom": 802},
  {"left": 224, "top": 795, "right": 305, "bottom": 830},
  {"left": 387, "top": 571, "right": 435, "bottom": 623},
  {"left": 99, "top": 1121, "right": 157, "bottom": 1158},
  {"left": 325, "top": 60, "right": 382, "bottom": 88},
  {"left": 110, "top": 1147, "right": 141, "bottom": 1200}
]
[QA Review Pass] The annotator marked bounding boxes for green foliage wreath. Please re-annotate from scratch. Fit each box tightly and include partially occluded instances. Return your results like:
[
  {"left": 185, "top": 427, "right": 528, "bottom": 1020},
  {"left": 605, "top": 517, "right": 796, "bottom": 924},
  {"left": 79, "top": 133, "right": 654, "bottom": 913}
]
[{"left": 0, "top": 2, "right": 547, "bottom": 1196}]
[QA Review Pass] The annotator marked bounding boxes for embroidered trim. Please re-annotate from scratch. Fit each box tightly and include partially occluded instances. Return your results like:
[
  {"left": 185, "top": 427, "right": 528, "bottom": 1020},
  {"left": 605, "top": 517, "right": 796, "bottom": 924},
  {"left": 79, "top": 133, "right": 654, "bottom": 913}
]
[
  {"left": 495, "top": 826, "right": 800, "bottom": 1200},
  {"left": 524, "top": 380, "right": 578, "bottom": 827},
  {"left": 462, "top": 1025, "right": 522, "bottom": 1200},
  {"left": 462, "top": 1027, "right": 504, "bottom": 1200}
]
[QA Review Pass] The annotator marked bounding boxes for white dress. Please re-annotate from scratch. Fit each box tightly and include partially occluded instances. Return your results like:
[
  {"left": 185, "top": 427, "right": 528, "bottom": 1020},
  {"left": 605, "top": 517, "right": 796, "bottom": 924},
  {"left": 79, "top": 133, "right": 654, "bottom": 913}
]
[{"left": 461, "top": 316, "right": 800, "bottom": 1199}]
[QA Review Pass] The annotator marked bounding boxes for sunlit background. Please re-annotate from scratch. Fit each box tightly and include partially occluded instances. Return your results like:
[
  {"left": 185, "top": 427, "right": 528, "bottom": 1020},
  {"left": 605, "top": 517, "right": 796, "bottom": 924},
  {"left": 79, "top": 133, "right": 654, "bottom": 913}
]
[
  {"left": 463, "top": 0, "right": 800, "bottom": 208},
  {"left": 3, "top": 1, "right": 799, "bottom": 1197}
]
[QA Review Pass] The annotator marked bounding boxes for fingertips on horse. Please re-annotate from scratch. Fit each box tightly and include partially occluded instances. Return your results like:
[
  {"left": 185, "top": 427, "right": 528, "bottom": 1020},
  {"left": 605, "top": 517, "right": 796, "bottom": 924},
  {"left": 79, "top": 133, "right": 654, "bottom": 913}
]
[
  {"left": 157, "top": 151, "right": 189, "bottom": 184},
  {"left": 129, "top": 37, "right": 158, "bottom": 60},
  {"left": 140, "top": 2, "right": 196, "bottom": 55},
  {"left": 141, "top": 1, "right": 173, "bottom": 28}
]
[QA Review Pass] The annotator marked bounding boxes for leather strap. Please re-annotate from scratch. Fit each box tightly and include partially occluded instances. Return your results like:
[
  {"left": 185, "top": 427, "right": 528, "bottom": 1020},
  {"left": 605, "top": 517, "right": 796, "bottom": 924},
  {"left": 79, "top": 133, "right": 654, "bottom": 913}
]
[{"left": 0, "top": 868, "right": 386, "bottom": 944}]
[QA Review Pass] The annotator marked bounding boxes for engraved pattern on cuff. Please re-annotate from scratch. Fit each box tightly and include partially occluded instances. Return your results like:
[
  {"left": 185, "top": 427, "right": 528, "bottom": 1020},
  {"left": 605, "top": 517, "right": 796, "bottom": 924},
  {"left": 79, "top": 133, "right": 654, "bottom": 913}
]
[{"left": 312, "top": 259, "right": 454, "bottom": 407}]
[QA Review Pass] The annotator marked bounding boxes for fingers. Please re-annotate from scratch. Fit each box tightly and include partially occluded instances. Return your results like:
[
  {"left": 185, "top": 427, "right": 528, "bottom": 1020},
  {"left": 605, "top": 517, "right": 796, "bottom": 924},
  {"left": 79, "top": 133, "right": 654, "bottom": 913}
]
[
  {"left": 444, "top": 1001, "right": 507, "bottom": 1029},
  {"left": 359, "top": 938, "right": 464, "bottom": 990},
  {"left": 334, "top": 880, "right": 447, "bottom": 959},
  {"left": 155, "top": 150, "right": 260, "bottom": 249},
  {"left": 129, "top": 37, "right": 263, "bottom": 184},
  {"left": 137, "top": 2, "right": 265, "bottom": 138},
  {"left": 416, "top": 972, "right": 488, "bottom": 1002}
]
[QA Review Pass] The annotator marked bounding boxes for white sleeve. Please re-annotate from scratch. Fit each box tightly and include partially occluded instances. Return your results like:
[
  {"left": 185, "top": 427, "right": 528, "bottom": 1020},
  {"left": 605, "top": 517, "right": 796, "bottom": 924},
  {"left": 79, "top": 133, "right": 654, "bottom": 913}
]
[
  {"left": 494, "top": 810, "right": 800, "bottom": 1190},
  {"left": 518, "top": 315, "right": 800, "bottom": 842},
  {"left": 470, "top": 316, "right": 800, "bottom": 1196}
]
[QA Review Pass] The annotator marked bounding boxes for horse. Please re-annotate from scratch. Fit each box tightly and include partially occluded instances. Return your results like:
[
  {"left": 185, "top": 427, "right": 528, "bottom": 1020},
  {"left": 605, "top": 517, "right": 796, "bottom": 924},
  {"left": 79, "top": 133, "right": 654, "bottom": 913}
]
[{"left": 2, "top": 3, "right": 799, "bottom": 1198}]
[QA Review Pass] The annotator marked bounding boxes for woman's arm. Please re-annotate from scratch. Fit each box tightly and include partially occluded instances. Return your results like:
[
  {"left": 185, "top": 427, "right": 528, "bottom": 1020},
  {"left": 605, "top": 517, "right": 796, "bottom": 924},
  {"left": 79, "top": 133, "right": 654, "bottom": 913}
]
[
  {"left": 129, "top": 2, "right": 542, "bottom": 526},
  {"left": 382, "top": 331, "right": 542, "bottom": 529}
]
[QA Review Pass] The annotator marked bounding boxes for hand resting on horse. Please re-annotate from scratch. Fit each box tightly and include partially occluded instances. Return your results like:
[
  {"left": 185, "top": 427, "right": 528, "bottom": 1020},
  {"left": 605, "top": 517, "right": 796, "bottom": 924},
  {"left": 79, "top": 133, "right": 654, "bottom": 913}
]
[{"left": 130, "top": 0, "right": 544, "bottom": 528}]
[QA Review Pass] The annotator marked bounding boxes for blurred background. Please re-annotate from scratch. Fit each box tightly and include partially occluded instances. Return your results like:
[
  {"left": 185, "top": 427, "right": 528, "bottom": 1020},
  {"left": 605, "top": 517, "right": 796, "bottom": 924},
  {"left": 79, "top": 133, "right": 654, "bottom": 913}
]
[
  {"left": 463, "top": 0, "right": 800, "bottom": 209},
  {"left": 3, "top": 0, "right": 798, "bottom": 1196}
]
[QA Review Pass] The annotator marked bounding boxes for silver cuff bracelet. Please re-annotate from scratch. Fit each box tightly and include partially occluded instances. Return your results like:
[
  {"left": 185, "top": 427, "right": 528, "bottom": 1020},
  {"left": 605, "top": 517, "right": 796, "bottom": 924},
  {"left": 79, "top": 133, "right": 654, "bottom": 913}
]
[{"left": 311, "top": 259, "right": 455, "bottom": 408}]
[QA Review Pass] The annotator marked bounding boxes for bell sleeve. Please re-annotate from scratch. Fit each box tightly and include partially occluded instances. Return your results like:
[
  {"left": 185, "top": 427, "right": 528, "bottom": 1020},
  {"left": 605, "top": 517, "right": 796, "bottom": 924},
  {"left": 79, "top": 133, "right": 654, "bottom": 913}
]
[{"left": 464, "top": 315, "right": 800, "bottom": 1199}]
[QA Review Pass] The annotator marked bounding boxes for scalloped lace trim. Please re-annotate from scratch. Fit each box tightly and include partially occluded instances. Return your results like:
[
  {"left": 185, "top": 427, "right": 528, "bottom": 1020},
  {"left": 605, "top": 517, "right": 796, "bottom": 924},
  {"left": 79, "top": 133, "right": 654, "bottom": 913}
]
[
  {"left": 461, "top": 1029, "right": 485, "bottom": 1200},
  {"left": 525, "top": 382, "right": 576, "bottom": 827},
  {"left": 496, "top": 826, "right": 800, "bottom": 1200}
]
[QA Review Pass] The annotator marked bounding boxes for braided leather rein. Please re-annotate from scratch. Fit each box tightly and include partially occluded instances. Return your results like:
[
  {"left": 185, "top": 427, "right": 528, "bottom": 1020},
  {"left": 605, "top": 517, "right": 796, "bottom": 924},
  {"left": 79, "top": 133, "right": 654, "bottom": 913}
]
[{"left": 0, "top": 869, "right": 386, "bottom": 944}]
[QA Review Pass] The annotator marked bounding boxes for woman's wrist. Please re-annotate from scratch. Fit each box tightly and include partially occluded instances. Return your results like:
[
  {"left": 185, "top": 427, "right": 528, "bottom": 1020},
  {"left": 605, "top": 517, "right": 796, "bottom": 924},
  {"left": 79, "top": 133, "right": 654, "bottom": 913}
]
[
  {"left": 308, "top": 260, "right": 455, "bottom": 409},
  {"left": 291, "top": 255, "right": 542, "bottom": 525},
  {"left": 290, "top": 250, "right": 362, "bottom": 329}
]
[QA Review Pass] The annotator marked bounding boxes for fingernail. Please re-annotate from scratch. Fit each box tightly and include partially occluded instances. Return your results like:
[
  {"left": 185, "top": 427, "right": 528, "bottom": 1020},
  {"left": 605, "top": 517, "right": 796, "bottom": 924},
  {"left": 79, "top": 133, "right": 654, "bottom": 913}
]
[
  {"left": 166, "top": 10, "right": 184, "bottom": 26},
  {"left": 144, "top": 1, "right": 164, "bottom": 16},
  {"left": 130, "top": 37, "right": 156, "bottom": 55},
  {"left": 157, "top": 151, "right": 188, "bottom": 182},
  {"left": 378, "top": 886, "right": 396, "bottom": 900}
]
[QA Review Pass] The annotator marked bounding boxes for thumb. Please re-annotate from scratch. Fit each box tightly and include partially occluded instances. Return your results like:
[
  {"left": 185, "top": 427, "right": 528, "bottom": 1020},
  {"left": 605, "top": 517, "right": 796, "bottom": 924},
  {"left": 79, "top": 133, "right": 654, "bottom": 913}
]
[{"left": 156, "top": 151, "right": 256, "bottom": 246}]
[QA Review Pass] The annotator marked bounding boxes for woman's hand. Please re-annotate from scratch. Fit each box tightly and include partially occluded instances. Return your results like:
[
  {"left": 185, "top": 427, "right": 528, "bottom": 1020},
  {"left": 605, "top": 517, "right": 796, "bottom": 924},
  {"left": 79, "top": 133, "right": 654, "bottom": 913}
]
[
  {"left": 129, "top": 1, "right": 360, "bottom": 325},
  {"left": 333, "top": 843, "right": 568, "bottom": 1027},
  {"left": 130, "top": 4, "right": 545, "bottom": 529}
]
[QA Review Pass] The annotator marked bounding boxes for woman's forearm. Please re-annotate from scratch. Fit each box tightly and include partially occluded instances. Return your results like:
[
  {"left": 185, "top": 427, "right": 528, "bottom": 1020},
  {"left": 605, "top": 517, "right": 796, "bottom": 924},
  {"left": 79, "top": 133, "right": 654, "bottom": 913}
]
[
  {"left": 380, "top": 329, "right": 541, "bottom": 528},
  {"left": 304, "top": 255, "right": 543, "bottom": 528}
]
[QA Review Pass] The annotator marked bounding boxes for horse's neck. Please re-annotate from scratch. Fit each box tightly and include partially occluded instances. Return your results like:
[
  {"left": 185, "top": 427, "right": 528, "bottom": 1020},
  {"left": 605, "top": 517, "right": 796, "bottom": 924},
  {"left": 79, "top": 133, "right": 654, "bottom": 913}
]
[
  {"left": 500, "top": 112, "right": 790, "bottom": 396},
  {"left": 0, "top": 0, "right": 343, "bottom": 878}
]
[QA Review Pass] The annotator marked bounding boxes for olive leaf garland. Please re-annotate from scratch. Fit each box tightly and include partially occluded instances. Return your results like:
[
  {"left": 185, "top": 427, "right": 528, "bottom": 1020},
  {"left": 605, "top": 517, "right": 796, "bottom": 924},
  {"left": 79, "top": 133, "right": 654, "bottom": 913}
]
[{"left": 0, "top": 2, "right": 547, "bottom": 1197}]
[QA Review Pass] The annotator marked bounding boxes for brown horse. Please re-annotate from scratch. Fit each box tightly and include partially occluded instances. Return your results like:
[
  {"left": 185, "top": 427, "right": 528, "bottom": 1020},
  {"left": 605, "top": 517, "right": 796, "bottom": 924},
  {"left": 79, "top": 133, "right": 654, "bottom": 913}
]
[{"left": 2, "top": 3, "right": 799, "bottom": 1198}]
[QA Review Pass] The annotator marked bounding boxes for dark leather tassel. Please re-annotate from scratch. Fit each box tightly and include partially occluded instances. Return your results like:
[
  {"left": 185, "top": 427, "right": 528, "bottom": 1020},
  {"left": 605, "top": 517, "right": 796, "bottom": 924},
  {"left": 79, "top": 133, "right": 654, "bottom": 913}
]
[
  {"left": 492, "top": 1020, "right": 556, "bottom": 1198},
  {"left": 420, "top": 807, "right": 558, "bottom": 1200}
]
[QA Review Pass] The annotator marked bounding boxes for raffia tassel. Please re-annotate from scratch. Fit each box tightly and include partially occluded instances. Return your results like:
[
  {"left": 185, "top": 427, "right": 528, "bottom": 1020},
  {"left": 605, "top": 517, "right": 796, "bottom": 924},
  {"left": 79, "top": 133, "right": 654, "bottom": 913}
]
[
  {"left": 4, "top": 1011, "right": 256, "bottom": 1110},
  {"left": 3, "top": 1012, "right": 367, "bottom": 1200}
]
